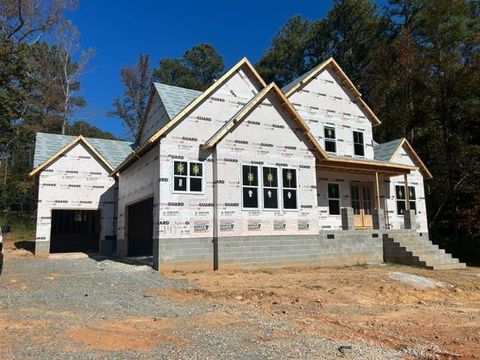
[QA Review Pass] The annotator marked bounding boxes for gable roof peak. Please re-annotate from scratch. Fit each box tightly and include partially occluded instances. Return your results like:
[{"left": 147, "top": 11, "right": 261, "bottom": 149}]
[
  {"left": 113, "top": 56, "right": 268, "bottom": 175},
  {"left": 202, "top": 81, "right": 328, "bottom": 160},
  {"left": 283, "top": 57, "right": 381, "bottom": 126}
]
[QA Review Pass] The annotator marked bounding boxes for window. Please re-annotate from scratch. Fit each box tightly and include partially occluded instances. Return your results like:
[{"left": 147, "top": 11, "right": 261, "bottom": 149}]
[
  {"left": 189, "top": 162, "right": 203, "bottom": 192},
  {"left": 242, "top": 165, "right": 259, "bottom": 208},
  {"left": 263, "top": 167, "right": 279, "bottom": 209},
  {"left": 396, "top": 185, "right": 416, "bottom": 215},
  {"left": 173, "top": 161, "right": 203, "bottom": 192},
  {"left": 324, "top": 126, "right": 336, "bottom": 153},
  {"left": 282, "top": 168, "right": 297, "bottom": 209},
  {"left": 327, "top": 183, "right": 341, "bottom": 215},
  {"left": 353, "top": 131, "right": 365, "bottom": 156}
]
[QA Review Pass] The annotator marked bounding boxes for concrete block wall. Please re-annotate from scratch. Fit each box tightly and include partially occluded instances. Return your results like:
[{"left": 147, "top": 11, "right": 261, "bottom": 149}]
[{"left": 157, "top": 231, "right": 383, "bottom": 271}]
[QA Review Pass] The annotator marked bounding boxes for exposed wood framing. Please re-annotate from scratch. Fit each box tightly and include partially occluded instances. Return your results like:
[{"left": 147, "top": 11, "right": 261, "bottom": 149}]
[
  {"left": 202, "top": 83, "right": 328, "bottom": 160},
  {"left": 404, "top": 173, "right": 410, "bottom": 210},
  {"left": 389, "top": 138, "right": 433, "bottom": 179},
  {"left": 375, "top": 171, "right": 381, "bottom": 209}
]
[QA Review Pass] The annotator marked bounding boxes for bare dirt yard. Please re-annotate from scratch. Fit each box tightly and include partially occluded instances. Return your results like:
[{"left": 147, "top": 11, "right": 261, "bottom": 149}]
[{"left": 1, "top": 238, "right": 479, "bottom": 359}]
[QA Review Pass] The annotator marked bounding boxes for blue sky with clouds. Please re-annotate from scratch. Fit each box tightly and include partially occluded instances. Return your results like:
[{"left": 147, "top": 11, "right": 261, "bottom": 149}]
[{"left": 67, "top": 0, "right": 335, "bottom": 139}]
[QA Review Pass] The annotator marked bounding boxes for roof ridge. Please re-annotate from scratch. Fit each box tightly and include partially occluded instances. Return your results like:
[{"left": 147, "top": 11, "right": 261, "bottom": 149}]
[
  {"left": 153, "top": 82, "right": 202, "bottom": 94},
  {"left": 374, "top": 138, "right": 403, "bottom": 147}
]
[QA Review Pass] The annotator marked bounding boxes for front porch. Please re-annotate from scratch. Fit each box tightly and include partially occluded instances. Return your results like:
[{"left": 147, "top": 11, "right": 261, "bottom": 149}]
[{"left": 316, "top": 157, "right": 419, "bottom": 232}]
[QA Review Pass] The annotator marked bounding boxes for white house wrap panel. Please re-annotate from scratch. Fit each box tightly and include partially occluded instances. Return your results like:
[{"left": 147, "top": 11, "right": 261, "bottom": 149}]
[
  {"left": 288, "top": 67, "right": 374, "bottom": 159},
  {"left": 139, "top": 94, "right": 168, "bottom": 145},
  {"left": 35, "top": 142, "right": 116, "bottom": 252},
  {"left": 157, "top": 65, "right": 264, "bottom": 239},
  {"left": 384, "top": 147, "right": 428, "bottom": 234},
  {"left": 214, "top": 91, "right": 318, "bottom": 236}
]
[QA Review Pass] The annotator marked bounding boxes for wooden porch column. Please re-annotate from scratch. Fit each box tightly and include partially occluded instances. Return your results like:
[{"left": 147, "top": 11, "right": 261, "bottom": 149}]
[
  {"left": 375, "top": 172, "right": 381, "bottom": 209},
  {"left": 404, "top": 173, "right": 410, "bottom": 210}
]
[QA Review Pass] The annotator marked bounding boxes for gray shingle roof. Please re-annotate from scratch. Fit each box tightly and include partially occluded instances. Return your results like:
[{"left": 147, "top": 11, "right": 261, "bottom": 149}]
[
  {"left": 373, "top": 138, "right": 403, "bottom": 161},
  {"left": 33, "top": 132, "right": 133, "bottom": 169},
  {"left": 153, "top": 83, "right": 201, "bottom": 119}
]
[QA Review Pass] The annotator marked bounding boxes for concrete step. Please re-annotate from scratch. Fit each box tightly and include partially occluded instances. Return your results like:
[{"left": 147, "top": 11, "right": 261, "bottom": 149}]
[
  {"left": 384, "top": 242, "right": 444, "bottom": 254},
  {"left": 383, "top": 233, "right": 465, "bottom": 270},
  {"left": 427, "top": 262, "right": 467, "bottom": 270}
]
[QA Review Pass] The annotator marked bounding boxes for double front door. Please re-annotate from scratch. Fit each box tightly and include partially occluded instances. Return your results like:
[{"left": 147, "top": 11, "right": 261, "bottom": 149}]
[{"left": 351, "top": 183, "right": 373, "bottom": 228}]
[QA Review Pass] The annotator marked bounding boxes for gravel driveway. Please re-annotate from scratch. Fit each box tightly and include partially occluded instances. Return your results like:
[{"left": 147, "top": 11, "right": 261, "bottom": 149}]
[{"left": 0, "top": 255, "right": 402, "bottom": 359}]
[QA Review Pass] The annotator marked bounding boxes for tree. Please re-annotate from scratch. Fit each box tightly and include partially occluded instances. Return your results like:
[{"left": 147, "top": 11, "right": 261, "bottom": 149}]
[
  {"left": 153, "top": 43, "right": 224, "bottom": 91},
  {"left": 110, "top": 54, "right": 152, "bottom": 141},
  {"left": 257, "top": 1, "right": 384, "bottom": 87},
  {"left": 0, "top": 0, "right": 76, "bottom": 44},
  {"left": 256, "top": 15, "right": 311, "bottom": 86},
  {"left": 311, "top": 0, "right": 385, "bottom": 85},
  {"left": 66, "top": 120, "right": 117, "bottom": 140},
  {"left": 0, "top": 1, "right": 90, "bottom": 213},
  {"left": 51, "top": 21, "right": 92, "bottom": 134}
]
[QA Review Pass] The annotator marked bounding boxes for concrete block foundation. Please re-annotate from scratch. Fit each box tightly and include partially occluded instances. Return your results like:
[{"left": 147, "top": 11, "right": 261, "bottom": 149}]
[{"left": 157, "top": 231, "right": 384, "bottom": 271}]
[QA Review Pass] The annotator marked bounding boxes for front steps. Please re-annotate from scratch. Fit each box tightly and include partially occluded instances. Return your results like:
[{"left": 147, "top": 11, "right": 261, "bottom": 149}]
[{"left": 383, "top": 230, "right": 466, "bottom": 270}]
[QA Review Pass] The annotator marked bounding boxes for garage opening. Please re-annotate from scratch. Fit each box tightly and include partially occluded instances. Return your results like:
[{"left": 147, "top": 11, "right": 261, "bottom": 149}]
[
  {"left": 50, "top": 210, "right": 100, "bottom": 253},
  {"left": 127, "top": 197, "right": 153, "bottom": 256}
]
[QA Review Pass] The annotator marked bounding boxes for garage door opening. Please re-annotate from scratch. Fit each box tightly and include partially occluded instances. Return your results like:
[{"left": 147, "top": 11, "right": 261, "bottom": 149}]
[
  {"left": 50, "top": 210, "right": 100, "bottom": 253},
  {"left": 127, "top": 197, "right": 153, "bottom": 256}
]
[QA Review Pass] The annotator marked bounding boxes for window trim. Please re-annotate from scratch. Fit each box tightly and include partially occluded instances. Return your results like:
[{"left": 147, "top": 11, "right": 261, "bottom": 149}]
[
  {"left": 262, "top": 166, "right": 279, "bottom": 211},
  {"left": 323, "top": 125, "right": 337, "bottom": 154},
  {"left": 240, "top": 164, "right": 299, "bottom": 212},
  {"left": 395, "top": 185, "right": 417, "bottom": 216},
  {"left": 281, "top": 167, "right": 298, "bottom": 211},
  {"left": 172, "top": 160, "right": 204, "bottom": 194},
  {"left": 353, "top": 130, "right": 365, "bottom": 157},
  {"left": 241, "top": 164, "right": 260, "bottom": 210},
  {"left": 327, "top": 182, "right": 341, "bottom": 216}
]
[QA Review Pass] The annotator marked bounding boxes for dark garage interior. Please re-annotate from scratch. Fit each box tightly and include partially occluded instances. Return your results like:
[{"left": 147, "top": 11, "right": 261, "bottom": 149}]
[
  {"left": 127, "top": 197, "right": 153, "bottom": 256},
  {"left": 50, "top": 210, "right": 100, "bottom": 253}
]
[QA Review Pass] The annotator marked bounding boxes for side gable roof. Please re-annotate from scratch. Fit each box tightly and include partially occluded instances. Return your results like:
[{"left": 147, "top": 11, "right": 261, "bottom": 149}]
[
  {"left": 29, "top": 133, "right": 133, "bottom": 177},
  {"left": 136, "top": 83, "right": 202, "bottom": 143},
  {"left": 113, "top": 57, "right": 268, "bottom": 175},
  {"left": 282, "top": 57, "right": 381, "bottom": 126},
  {"left": 154, "top": 83, "right": 201, "bottom": 119},
  {"left": 202, "top": 83, "right": 328, "bottom": 159}
]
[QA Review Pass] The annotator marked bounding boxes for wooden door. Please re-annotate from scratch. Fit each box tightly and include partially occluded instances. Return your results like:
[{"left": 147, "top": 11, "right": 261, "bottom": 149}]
[{"left": 350, "top": 183, "right": 374, "bottom": 228}]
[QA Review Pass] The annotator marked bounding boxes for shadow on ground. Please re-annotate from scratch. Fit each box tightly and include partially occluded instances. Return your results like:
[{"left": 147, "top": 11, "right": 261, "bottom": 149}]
[{"left": 13, "top": 240, "right": 35, "bottom": 255}]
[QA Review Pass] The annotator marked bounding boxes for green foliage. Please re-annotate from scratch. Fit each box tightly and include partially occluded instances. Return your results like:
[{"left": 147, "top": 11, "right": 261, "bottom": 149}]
[
  {"left": 153, "top": 43, "right": 224, "bottom": 91},
  {"left": 258, "top": 0, "right": 480, "bottom": 263},
  {"left": 256, "top": 15, "right": 311, "bottom": 85},
  {"left": 66, "top": 121, "right": 118, "bottom": 140},
  {"left": 110, "top": 54, "right": 152, "bottom": 141}
]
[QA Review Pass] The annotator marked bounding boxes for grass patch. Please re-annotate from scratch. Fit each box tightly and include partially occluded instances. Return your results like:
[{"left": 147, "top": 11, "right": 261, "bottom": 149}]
[{"left": 0, "top": 212, "right": 35, "bottom": 240}]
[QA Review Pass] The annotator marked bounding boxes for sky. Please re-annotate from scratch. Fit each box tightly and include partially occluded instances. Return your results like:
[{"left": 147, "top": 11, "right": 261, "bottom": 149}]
[{"left": 67, "top": 0, "right": 334, "bottom": 139}]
